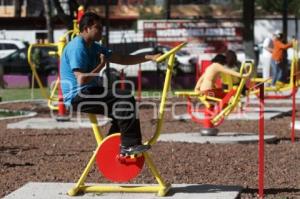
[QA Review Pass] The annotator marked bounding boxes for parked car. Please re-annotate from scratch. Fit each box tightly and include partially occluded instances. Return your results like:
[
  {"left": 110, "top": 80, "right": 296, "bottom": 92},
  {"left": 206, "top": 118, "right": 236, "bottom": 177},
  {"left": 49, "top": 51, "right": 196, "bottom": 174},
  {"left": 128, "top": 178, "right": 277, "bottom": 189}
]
[
  {"left": 0, "top": 46, "right": 58, "bottom": 75},
  {"left": 109, "top": 45, "right": 196, "bottom": 77},
  {"left": 0, "top": 39, "right": 29, "bottom": 59}
]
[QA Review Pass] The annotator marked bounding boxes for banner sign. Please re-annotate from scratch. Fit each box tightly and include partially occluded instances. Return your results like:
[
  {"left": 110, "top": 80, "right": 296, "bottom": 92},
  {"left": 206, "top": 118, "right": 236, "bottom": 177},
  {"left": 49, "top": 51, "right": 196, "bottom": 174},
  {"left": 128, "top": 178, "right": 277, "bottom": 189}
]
[{"left": 139, "top": 20, "right": 243, "bottom": 54}]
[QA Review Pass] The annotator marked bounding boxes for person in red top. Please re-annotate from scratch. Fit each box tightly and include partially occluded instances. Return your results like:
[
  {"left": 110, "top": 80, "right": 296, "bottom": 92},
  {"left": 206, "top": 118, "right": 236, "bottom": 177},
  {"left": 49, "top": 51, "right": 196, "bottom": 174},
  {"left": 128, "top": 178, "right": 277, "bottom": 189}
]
[{"left": 271, "top": 30, "right": 293, "bottom": 86}]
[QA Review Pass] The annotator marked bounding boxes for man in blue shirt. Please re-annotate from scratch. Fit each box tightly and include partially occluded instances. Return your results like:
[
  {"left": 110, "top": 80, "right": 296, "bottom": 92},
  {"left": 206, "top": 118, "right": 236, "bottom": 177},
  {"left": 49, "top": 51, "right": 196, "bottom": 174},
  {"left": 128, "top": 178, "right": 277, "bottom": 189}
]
[{"left": 60, "top": 12, "right": 159, "bottom": 156}]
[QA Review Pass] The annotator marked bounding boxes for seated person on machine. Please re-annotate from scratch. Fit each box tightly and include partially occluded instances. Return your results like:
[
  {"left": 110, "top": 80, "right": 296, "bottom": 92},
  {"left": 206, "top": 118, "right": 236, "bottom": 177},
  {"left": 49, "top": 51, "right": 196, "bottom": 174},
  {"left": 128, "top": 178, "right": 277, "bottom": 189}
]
[
  {"left": 60, "top": 12, "right": 160, "bottom": 156},
  {"left": 194, "top": 54, "right": 245, "bottom": 98}
]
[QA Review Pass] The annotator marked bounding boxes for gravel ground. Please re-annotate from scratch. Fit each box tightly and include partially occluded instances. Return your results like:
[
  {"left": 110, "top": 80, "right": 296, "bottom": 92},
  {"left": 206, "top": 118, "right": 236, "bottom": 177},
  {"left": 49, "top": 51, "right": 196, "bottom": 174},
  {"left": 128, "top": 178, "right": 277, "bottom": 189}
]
[{"left": 0, "top": 99, "right": 299, "bottom": 199}]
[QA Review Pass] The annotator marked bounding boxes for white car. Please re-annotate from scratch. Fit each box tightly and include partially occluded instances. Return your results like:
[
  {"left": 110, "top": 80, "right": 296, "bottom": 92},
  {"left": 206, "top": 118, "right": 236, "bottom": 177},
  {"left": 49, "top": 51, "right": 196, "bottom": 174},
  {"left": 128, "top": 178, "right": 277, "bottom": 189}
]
[
  {"left": 109, "top": 45, "right": 196, "bottom": 77},
  {"left": 0, "top": 39, "right": 29, "bottom": 59}
]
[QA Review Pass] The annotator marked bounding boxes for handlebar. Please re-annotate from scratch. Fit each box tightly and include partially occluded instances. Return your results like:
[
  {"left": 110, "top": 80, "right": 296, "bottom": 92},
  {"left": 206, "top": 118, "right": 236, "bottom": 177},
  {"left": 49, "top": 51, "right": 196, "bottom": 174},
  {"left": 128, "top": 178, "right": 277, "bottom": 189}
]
[
  {"left": 239, "top": 60, "right": 254, "bottom": 78},
  {"left": 155, "top": 42, "right": 187, "bottom": 63}
]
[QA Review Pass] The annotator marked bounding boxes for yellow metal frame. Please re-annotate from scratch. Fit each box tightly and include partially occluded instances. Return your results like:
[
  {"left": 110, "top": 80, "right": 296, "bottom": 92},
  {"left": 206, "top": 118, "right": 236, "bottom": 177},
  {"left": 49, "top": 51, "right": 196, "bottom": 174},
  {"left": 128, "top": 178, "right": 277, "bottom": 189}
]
[
  {"left": 27, "top": 38, "right": 66, "bottom": 110},
  {"left": 68, "top": 42, "right": 187, "bottom": 197},
  {"left": 175, "top": 61, "right": 253, "bottom": 125},
  {"left": 251, "top": 39, "right": 299, "bottom": 93},
  {"left": 27, "top": 19, "right": 80, "bottom": 110}
]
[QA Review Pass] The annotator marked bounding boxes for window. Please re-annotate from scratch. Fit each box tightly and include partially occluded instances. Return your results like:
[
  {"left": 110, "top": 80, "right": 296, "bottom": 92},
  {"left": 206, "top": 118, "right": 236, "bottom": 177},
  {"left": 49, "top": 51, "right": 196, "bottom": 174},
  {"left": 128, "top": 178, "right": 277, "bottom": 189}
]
[{"left": 2, "top": 43, "right": 18, "bottom": 50}]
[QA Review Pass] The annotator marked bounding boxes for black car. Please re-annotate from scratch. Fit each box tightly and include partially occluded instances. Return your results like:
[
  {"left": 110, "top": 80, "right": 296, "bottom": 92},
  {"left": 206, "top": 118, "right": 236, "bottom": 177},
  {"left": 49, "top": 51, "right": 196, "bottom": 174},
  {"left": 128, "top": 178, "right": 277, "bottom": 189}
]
[{"left": 0, "top": 47, "right": 58, "bottom": 75}]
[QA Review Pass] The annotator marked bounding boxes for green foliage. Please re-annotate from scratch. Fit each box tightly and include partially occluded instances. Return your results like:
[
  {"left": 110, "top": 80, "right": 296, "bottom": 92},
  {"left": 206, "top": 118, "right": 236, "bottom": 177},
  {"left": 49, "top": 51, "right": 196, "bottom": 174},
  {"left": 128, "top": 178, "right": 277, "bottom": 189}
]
[
  {"left": 143, "top": 0, "right": 155, "bottom": 6},
  {"left": 289, "top": 0, "right": 300, "bottom": 16},
  {"left": 256, "top": 0, "right": 300, "bottom": 16},
  {"left": 139, "top": 9, "right": 164, "bottom": 19}
]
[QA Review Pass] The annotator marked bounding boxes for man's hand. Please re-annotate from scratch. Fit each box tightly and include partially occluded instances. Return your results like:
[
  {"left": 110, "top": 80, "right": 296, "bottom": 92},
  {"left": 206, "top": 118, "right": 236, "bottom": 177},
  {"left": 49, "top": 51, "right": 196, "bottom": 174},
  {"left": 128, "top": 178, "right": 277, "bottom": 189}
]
[
  {"left": 99, "top": 53, "right": 106, "bottom": 65},
  {"left": 96, "top": 53, "right": 107, "bottom": 70},
  {"left": 145, "top": 53, "right": 161, "bottom": 62}
]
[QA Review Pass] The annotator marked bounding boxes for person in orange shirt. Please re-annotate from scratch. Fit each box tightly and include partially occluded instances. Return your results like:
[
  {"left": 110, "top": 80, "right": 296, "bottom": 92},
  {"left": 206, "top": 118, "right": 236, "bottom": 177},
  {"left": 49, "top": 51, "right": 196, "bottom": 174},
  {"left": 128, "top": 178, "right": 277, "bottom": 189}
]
[{"left": 271, "top": 30, "right": 293, "bottom": 86}]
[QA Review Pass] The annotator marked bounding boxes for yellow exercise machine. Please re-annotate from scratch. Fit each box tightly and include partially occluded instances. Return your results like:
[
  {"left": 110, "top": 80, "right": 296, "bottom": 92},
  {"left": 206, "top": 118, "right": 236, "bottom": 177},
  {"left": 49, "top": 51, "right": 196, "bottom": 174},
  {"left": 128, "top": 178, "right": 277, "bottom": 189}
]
[
  {"left": 175, "top": 61, "right": 253, "bottom": 136},
  {"left": 67, "top": 42, "right": 187, "bottom": 197},
  {"left": 250, "top": 40, "right": 299, "bottom": 99},
  {"left": 27, "top": 18, "right": 80, "bottom": 111}
]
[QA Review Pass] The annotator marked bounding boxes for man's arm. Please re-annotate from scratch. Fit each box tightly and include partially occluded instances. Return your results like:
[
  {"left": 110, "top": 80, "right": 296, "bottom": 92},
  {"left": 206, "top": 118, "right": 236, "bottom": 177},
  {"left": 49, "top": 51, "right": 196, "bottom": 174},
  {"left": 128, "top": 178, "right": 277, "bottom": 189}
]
[
  {"left": 194, "top": 75, "right": 204, "bottom": 93},
  {"left": 109, "top": 53, "right": 160, "bottom": 65},
  {"left": 217, "top": 64, "right": 243, "bottom": 78},
  {"left": 277, "top": 40, "right": 293, "bottom": 49},
  {"left": 74, "top": 54, "right": 106, "bottom": 85}
]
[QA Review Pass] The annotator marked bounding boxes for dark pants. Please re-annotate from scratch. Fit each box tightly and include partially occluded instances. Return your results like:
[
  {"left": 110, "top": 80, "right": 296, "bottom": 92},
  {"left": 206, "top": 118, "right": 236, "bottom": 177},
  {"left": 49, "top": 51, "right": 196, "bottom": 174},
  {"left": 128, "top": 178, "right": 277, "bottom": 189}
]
[{"left": 71, "top": 86, "right": 142, "bottom": 147}]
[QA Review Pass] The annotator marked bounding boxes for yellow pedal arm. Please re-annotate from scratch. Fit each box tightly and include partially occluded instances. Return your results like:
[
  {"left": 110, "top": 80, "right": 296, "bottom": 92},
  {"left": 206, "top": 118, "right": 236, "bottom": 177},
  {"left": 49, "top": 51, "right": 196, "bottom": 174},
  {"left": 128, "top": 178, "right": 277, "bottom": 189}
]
[{"left": 205, "top": 96, "right": 222, "bottom": 102}]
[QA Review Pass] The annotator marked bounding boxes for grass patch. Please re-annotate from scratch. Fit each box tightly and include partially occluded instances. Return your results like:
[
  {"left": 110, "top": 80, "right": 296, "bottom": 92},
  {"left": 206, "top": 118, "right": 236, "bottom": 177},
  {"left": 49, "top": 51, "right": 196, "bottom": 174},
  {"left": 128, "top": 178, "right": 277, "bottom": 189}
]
[
  {"left": 0, "top": 88, "right": 192, "bottom": 102},
  {"left": 0, "top": 88, "right": 44, "bottom": 101}
]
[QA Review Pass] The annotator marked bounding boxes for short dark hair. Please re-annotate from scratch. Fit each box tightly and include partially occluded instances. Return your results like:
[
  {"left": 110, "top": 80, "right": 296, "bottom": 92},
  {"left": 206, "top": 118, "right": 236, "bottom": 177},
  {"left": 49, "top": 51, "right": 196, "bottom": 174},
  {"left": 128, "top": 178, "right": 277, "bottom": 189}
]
[
  {"left": 225, "top": 50, "right": 237, "bottom": 68},
  {"left": 211, "top": 54, "right": 226, "bottom": 65},
  {"left": 79, "top": 12, "right": 101, "bottom": 32}
]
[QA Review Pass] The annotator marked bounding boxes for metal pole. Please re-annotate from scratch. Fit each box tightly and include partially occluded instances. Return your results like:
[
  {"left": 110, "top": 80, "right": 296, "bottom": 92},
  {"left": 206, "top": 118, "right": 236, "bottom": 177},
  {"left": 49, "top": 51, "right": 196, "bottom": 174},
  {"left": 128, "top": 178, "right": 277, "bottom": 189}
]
[
  {"left": 291, "top": 75, "right": 296, "bottom": 143},
  {"left": 283, "top": 0, "right": 288, "bottom": 42},
  {"left": 138, "top": 64, "right": 142, "bottom": 102},
  {"left": 258, "top": 83, "right": 265, "bottom": 199},
  {"left": 120, "top": 69, "right": 125, "bottom": 90},
  {"left": 105, "top": 0, "right": 110, "bottom": 88},
  {"left": 295, "top": 16, "right": 298, "bottom": 40}
]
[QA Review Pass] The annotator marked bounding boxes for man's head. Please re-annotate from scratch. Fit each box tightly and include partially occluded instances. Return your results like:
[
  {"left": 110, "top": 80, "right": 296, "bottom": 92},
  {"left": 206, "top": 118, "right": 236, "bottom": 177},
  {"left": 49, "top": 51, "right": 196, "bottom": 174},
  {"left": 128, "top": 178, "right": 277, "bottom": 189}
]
[
  {"left": 79, "top": 12, "right": 102, "bottom": 41},
  {"left": 211, "top": 54, "right": 226, "bottom": 65},
  {"left": 274, "top": 30, "right": 283, "bottom": 40}
]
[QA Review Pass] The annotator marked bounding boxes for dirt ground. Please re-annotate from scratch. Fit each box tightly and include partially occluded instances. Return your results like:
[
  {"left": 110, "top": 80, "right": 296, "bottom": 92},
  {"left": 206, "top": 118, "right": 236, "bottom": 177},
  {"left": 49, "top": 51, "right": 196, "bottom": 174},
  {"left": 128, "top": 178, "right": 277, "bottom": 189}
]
[{"left": 0, "top": 98, "right": 299, "bottom": 199}]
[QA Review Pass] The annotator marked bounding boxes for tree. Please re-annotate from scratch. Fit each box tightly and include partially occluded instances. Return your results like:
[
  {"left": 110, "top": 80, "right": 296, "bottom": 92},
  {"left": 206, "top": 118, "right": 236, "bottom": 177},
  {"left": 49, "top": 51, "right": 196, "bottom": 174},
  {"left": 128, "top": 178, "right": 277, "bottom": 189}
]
[
  {"left": 14, "top": 0, "right": 24, "bottom": 17},
  {"left": 256, "top": 0, "right": 300, "bottom": 16},
  {"left": 43, "top": 0, "right": 54, "bottom": 43},
  {"left": 52, "top": 0, "right": 92, "bottom": 30},
  {"left": 243, "top": 0, "right": 256, "bottom": 64},
  {"left": 52, "top": 0, "right": 79, "bottom": 30}
]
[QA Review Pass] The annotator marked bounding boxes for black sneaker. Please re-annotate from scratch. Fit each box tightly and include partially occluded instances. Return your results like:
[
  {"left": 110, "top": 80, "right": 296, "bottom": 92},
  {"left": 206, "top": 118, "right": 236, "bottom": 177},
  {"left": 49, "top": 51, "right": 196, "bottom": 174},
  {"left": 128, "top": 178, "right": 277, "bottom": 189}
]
[{"left": 120, "top": 144, "right": 151, "bottom": 156}]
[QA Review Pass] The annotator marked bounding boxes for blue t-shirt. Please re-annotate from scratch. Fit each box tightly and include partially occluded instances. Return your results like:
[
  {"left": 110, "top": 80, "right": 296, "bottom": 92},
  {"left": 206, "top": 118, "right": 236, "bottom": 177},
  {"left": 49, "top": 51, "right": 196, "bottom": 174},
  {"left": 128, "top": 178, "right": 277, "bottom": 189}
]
[{"left": 60, "top": 36, "right": 112, "bottom": 106}]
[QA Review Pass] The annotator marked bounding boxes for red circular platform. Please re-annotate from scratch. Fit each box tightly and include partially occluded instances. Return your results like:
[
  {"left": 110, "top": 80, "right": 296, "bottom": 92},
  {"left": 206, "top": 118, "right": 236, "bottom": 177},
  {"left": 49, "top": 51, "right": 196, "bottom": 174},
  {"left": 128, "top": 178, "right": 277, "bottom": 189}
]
[{"left": 96, "top": 133, "right": 145, "bottom": 182}]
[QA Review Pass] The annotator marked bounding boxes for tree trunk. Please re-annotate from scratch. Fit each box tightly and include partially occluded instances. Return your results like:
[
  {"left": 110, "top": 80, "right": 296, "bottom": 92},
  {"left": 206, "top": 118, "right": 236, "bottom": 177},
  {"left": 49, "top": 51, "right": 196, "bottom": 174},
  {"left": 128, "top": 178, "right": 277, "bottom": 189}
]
[
  {"left": 282, "top": 0, "right": 288, "bottom": 42},
  {"left": 242, "top": 0, "right": 256, "bottom": 71},
  {"left": 43, "top": 0, "right": 54, "bottom": 43},
  {"left": 52, "top": 0, "right": 84, "bottom": 30},
  {"left": 14, "top": 0, "right": 24, "bottom": 17},
  {"left": 165, "top": 0, "right": 171, "bottom": 19}
]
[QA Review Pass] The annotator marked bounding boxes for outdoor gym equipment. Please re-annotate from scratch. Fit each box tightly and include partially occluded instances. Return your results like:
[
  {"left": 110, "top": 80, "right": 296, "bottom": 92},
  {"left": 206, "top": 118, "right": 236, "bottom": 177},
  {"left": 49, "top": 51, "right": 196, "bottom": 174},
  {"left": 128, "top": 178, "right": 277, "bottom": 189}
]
[
  {"left": 250, "top": 39, "right": 299, "bottom": 99},
  {"left": 175, "top": 61, "right": 253, "bottom": 136},
  {"left": 67, "top": 42, "right": 187, "bottom": 197},
  {"left": 27, "top": 13, "right": 81, "bottom": 120},
  {"left": 27, "top": 38, "right": 65, "bottom": 111}
]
